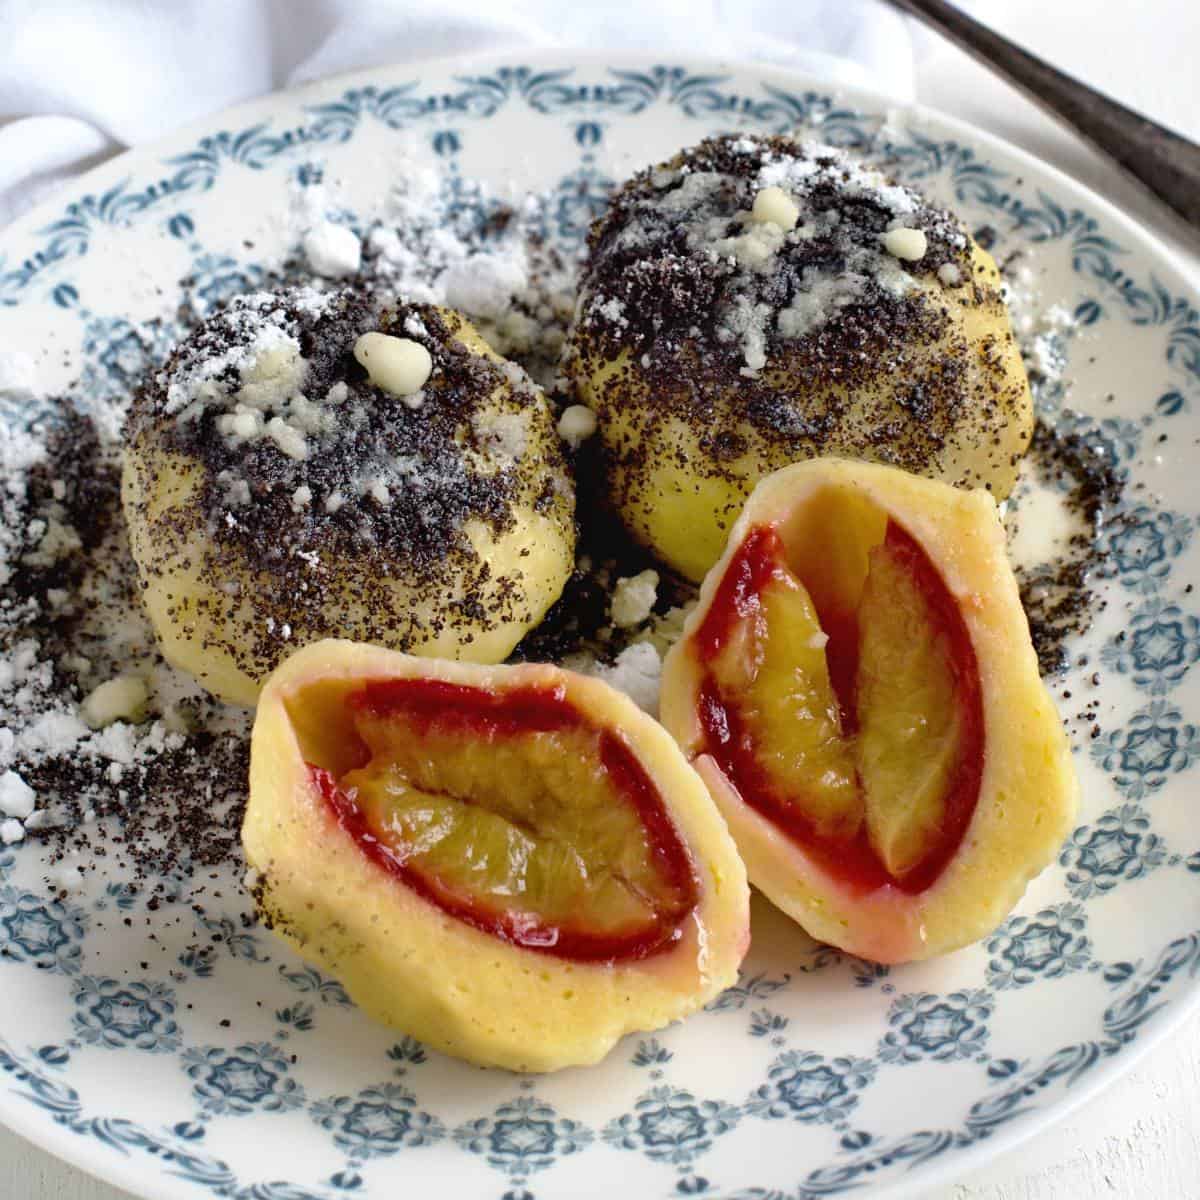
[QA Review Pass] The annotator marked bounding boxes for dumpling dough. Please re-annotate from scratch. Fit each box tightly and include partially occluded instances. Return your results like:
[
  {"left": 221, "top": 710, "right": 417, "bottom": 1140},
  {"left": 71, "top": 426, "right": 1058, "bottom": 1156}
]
[
  {"left": 566, "top": 134, "right": 1033, "bottom": 581},
  {"left": 123, "top": 288, "right": 574, "bottom": 705}
]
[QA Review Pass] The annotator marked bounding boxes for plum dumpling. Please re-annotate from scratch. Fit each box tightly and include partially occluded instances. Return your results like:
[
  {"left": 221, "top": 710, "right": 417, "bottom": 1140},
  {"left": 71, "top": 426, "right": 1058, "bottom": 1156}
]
[
  {"left": 122, "top": 288, "right": 575, "bottom": 706},
  {"left": 566, "top": 133, "right": 1033, "bottom": 581},
  {"left": 243, "top": 640, "right": 750, "bottom": 1071},
  {"left": 660, "top": 458, "right": 1078, "bottom": 964}
]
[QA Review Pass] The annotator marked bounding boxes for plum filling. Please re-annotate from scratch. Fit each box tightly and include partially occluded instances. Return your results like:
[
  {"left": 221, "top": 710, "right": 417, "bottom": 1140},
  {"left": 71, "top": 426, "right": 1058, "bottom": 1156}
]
[
  {"left": 301, "top": 679, "right": 699, "bottom": 962},
  {"left": 695, "top": 516, "right": 984, "bottom": 896}
]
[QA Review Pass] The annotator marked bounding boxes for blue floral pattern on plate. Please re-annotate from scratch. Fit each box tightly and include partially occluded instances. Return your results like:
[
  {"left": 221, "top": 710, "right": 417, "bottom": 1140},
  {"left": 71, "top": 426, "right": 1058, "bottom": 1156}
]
[{"left": 0, "top": 52, "right": 1199, "bottom": 1200}]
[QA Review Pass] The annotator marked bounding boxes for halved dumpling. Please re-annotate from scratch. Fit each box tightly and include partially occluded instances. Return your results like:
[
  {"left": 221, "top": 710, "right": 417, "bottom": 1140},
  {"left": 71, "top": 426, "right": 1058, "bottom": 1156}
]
[
  {"left": 660, "top": 458, "right": 1077, "bottom": 963},
  {"left": 243, "top": 639, "right": 750, "bottom": 1071}
]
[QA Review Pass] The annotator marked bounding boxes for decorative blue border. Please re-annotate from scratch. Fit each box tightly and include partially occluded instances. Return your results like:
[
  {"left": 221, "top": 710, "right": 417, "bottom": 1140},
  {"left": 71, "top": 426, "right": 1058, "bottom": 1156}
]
[{"left": 1, "top": 932, "right": 1196, "bottom": 1199}]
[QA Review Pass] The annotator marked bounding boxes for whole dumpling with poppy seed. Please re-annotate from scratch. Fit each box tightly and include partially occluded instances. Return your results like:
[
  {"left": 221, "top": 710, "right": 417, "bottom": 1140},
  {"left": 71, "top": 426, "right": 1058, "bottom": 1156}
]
[
  {"left": 122, "top": 287, "right": 574, "bottom": 706},
  {"left": 565, "top": 133, "right": 1033, "bottom": 582}
]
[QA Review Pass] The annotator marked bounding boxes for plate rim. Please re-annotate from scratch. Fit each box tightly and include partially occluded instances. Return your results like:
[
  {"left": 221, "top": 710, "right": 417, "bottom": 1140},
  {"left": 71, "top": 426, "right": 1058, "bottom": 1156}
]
[{"left": 1, "top": 46, "right": 1198, "bottom": 1200}]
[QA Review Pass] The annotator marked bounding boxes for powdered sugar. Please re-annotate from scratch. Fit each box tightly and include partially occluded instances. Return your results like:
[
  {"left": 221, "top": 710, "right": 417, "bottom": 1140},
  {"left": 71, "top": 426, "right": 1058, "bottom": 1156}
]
[
  {"left": 1003, "top": 258, "right": 1080, "bottom": 388},
  {"left": 776, "top": 271, "right": 867, "bottom": 340},
  {"left": 1029, "top": 304, "right": 1078, "bottom": 381},
  {"left": 159, "top": 293, "right": 348, "bottom": 463},
  {"left": 442, "top": 253, "right": 529, "bottom": 321},
  {"left": 167, "top": 308, "right": 302, "bottom": 413},
  {"left": 471, "top": 409, "right": 529, "bottom": 467},
  {"left": 571, "top": 640, "right": 664, "bottom": 714},
  {"left": 0, "top": 769, "right": 35, "bottom": 819},
  {"left": 0, "top": 422, "right": 46, "bottom": 588},
  {"left": 0, "top": 351, "right": 41, "bottom": 403},
  {"left": 610, "top": 570, "right": 659, "bottom": 628},
  {"left": 562, "top": 598, "right": 697, "bottom": 718},
  {"left": 276, "top": 153, "right": 578, "bottom": 392},
  {"left": 0, "top": 395, "right": 247, "bottom": 895},
  {"left": 580, "top": 136, "right": 970, "bottom": 375},
  {"left": 303, "top": 221, "right": 362, "bottom": 279},
  {"left": 720, "top": 295, "right": 772, "bottom": 374},
  {"left": 360, "top": 162, "right": 579, "bottom": 388}
]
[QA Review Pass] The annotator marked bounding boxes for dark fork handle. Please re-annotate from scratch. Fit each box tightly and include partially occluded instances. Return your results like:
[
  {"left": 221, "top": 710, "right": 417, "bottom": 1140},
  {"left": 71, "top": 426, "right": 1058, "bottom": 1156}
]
[{"left": 887, "top": 0, "right": 1200, "bottom": 233}]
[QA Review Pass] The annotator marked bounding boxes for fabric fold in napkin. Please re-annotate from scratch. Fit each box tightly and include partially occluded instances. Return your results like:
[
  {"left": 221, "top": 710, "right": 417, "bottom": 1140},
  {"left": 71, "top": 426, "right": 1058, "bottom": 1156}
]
[{"left": 0, "top": 0, "right": 985, "bottom": 228}]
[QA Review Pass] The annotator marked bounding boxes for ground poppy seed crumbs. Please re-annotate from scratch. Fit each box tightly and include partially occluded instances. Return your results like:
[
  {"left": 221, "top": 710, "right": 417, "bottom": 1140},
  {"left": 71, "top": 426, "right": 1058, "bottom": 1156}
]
[
  {"left": 566, "top": 133, "right": 1034, "bottom": 543},
  {"left": 1006, "top": 420, "right": 1124, "bottom": 677},
  {"left": 0, "top": 402, "right": 252, "bottom": 898}
]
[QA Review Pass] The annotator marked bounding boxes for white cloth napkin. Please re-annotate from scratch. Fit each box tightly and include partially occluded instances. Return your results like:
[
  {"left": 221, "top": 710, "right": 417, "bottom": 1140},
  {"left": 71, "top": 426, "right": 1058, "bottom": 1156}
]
[{"left": 0, "top": 0, "right": 979, "bottom": 228}]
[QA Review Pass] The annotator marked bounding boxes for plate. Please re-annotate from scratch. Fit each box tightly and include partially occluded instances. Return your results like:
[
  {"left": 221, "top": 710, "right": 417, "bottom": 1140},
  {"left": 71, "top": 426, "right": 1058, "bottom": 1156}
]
[{"left": 2, "top": 51, "right": 1199, "bottom": 1200}]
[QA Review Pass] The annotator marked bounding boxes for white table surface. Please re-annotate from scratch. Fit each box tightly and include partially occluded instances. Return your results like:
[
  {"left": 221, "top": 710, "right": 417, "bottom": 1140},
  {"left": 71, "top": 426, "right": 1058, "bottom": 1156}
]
[{"left": 3, "top": 2, "right": 1199, "bottom": 1197}]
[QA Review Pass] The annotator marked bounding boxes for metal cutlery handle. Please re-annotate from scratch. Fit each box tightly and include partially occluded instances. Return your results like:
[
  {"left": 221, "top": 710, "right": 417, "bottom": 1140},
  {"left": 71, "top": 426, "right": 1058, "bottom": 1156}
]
[{"left": 888, "top": 0, "right": 1200, "bottom": 232}]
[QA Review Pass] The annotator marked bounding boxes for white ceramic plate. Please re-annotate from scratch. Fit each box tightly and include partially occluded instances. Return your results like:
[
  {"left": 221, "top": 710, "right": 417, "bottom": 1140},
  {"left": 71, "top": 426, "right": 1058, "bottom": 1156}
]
[{"left": 1, "top": 51, "right": 1199, "bottom": 1200}]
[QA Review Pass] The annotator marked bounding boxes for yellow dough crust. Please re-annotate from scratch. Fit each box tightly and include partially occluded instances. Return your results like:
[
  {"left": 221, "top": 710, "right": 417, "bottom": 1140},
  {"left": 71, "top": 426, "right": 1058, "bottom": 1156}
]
[
  {"left": 243, "top": 640, "right": 751, "bottom": 1072},
  {"left": 123, "top": 293, "right": 574, "bottom": 705},
  {"left": 660, "top": 459, "right": 1078, "bottom": 963},
  {"left": 567, "top": 135, "right": 1033, "bottom": 581}
]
